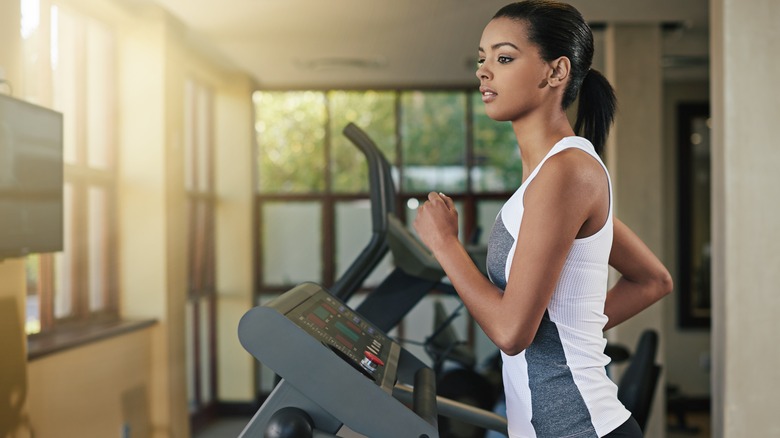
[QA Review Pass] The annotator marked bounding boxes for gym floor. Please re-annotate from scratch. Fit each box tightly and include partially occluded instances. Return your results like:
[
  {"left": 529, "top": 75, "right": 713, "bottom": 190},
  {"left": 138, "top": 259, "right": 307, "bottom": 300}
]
[
  {"left": 667, "top": 411, "right": 711, "bottom": 438},
  {"left": 193, "top": 417, "right": 249, "bottom": 438},
  {"left": 193, "top": 412, "right": 712, "bottom": 437}
]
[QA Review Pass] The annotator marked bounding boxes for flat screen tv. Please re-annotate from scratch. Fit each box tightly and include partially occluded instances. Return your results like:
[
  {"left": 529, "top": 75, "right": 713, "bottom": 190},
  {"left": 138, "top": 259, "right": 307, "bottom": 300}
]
[{"left": 0, "top": 94, "right": 63, "bottom": 260}]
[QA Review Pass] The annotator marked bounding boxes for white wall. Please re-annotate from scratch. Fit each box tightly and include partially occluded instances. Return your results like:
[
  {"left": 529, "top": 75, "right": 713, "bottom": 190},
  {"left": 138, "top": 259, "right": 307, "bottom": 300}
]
[{"left": 711, "top": 0, "right": 780, "bottom": 436}]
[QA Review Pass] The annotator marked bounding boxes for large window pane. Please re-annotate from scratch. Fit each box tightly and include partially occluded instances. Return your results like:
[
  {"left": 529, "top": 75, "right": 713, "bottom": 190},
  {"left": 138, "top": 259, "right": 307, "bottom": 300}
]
[
  {"left": 262, "top": 201, "right": 322, "bottom": 285},
  {"left": 329, "top": 91, "right": 396, "bottom": 193},
  {"left": 52, "top": 6, "right": 80, "bottom": 165},
  {"left": 255, "top": 91, "right": 326, "bottom": 193},
  {"left": 85, "top": 19, "right": 114, "bottom": 170},
  {"left": 184, "top": 80, "right": 196, "bottom": 191},
  {"left": 53, "top": 183, "right": 73, "bottom": 319},
  {"left": 471, "top": 92, "right": 522, "bottom": 192},
  {"left": 199, "top": 298, "right": 212, "bottom": 403},
  {"left": 25, "top": 255, "right": 41, "bottom": 334},
  {"left": 21, "top": 0, "right": 119, "bottom": 333},
  {"left": 87, "top": 186, "right": 107, "bottom": 311},
  {"left": 185, "top": 300, "right": 196, "bottom": 412},
  {"left": 196, "top": 86, "right": 212, "bottom": 192},
  {"left": 335, "top": 200, "right": 394, "bottom": 287},
  {"left": 401, "top": 91, "right": 467, "bottom": 192}
]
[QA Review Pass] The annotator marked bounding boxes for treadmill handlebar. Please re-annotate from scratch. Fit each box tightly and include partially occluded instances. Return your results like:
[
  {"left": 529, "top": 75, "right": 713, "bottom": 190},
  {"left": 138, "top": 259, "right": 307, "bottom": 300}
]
[
  {"left": 394, "top": 383, "right": 509, "bottom": 436},
  {"left": 342, "top": 123, "right": 395, "bottom": 231},
  {"left": 331, "top": 123, "right": 396, "bottom": 300}
]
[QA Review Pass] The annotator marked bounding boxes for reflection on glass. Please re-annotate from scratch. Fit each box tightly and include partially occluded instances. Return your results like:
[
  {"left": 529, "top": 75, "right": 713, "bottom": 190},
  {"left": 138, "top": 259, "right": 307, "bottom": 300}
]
[
  {"left": 262, "top": 202, "right": 322, "bottom": 284},
  {"left": 255, "top": 91, "right": 326, "bottom": 193},
  {"left": 401, "top": 91, "right": 467, "bottom": 192},
  {"left": 329, "top": 91, "right": 397, "bottom": 193},
  {"left": 471, "top": 92, "right": 522, "bottom": 192}
]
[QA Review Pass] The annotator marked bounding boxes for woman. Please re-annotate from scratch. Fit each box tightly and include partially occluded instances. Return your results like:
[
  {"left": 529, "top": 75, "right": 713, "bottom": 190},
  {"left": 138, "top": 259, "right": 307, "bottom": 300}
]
[{"left": 413, "top": 1, "right": 673, "bottom": 437}]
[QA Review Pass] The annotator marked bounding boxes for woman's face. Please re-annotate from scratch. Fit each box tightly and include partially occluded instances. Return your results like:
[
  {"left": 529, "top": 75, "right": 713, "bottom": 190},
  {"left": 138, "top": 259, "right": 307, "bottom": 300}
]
[{"left": 476, "top": 17, "right": 551, "bottom": 122}]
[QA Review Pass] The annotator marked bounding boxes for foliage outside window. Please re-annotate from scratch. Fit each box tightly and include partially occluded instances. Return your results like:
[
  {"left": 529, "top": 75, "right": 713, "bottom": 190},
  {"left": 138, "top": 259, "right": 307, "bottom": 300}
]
[
  {"left": 254, "top": 89, "right": 521, "bottom": 294},
  {"left": 471, "top": 92, "right": 521, "bottom": 193},
  {"left": 255, "top": 91, "right": 327, "bottom": 193},
  {"left": 401, "top": 91, "right": 467, "bottom": 192},
  {"left": 329, "top": 91, "right": 396, "bottom": 193}
]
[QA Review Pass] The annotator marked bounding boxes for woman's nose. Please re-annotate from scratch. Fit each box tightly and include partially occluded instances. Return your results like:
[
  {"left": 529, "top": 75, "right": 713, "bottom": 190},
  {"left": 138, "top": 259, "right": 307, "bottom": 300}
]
[{"left": 476, "top": 63, "right": 491, "bottom": 81}]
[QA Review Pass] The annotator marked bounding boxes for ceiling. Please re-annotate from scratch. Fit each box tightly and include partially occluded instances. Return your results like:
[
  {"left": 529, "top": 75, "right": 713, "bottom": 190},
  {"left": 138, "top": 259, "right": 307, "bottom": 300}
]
[{"left": 149, "top": 0, "right": 710, "bottom": 89}]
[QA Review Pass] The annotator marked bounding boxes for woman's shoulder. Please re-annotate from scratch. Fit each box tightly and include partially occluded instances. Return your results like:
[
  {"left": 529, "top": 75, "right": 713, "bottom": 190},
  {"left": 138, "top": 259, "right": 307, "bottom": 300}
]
[
  {"left": 552, "top": 136, "right": 597, "bottom": 154},
  {"left": 527, "top": 142, "right": 608, "bottom": 204}
]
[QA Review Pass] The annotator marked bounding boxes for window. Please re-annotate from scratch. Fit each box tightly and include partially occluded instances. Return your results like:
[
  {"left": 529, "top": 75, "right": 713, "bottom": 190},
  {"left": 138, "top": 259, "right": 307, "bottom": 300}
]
[
  {"left": 21, "top": 0, "right": 118, "bottom": 334},
  {"left": 184, "top": 79, "right": 217, "bottom": 417},
  {"left": 253, "top": 90, "right": 520, "bottom": 296}
]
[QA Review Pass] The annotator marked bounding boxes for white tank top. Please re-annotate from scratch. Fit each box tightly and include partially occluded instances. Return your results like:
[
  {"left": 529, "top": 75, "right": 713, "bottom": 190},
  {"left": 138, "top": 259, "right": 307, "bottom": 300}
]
[{"left": 485, "top": 136, "right": 631, "bottom": 438}]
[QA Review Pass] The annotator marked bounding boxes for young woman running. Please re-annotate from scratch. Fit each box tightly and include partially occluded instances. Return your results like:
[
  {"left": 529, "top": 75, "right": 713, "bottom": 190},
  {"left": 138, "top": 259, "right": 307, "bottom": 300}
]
[{"left": 413, "top": 2, "right": 673, "bottom": 437}]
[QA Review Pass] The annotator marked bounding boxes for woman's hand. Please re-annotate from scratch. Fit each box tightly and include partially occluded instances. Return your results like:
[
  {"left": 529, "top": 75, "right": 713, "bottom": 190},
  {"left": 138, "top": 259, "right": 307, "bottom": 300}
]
[{"left": 413, "top": 192, "right": 459, "bottom": 255}]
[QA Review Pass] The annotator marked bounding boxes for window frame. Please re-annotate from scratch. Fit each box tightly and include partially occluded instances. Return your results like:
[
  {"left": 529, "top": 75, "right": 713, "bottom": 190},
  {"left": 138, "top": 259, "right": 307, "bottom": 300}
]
[
  {"left": 183, "top": 78, "right": 218, "bottom": 420},
  {"left": 22, "top": 0, "right": 120, "bottom": 336},
  {"left": 253, "top": 89, "right": 520, "bottom": 297}
]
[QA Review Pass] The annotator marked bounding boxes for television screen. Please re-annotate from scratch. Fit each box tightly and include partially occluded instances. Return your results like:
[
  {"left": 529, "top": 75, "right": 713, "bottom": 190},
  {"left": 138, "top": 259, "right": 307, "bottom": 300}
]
[{"left": 0, "top": 94, "right": 63, "bottom": 259}]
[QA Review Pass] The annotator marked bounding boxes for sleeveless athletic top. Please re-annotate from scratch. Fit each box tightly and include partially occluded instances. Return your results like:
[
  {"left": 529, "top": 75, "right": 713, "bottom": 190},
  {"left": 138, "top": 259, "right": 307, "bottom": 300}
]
[{"left": 485, "top": 136, "right": 631, "bottom": 438}]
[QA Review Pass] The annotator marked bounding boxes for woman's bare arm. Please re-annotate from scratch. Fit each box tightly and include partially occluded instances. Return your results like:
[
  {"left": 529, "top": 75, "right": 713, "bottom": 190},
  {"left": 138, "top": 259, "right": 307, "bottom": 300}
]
[
  {"left": 603, "top": 217, "right": 673, "bottom": 331},
  {"left": 414, "top": 151, "right": 602, "bottom": 355}
]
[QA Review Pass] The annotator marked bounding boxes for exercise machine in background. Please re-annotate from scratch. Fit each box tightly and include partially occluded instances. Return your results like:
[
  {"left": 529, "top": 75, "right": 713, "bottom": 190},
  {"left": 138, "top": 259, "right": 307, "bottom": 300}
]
[{"left": 329, "top": 123, "right": 488, "bottom": 334}]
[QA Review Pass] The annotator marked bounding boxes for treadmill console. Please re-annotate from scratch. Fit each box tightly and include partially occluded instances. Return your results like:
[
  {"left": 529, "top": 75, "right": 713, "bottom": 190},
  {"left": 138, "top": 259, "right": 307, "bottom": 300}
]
[
  {"left": 287, "top": 289, "right": 390, "bottom": 384},
  {"left": 237, "top": 282, "right": 438, "bottom": 438}
]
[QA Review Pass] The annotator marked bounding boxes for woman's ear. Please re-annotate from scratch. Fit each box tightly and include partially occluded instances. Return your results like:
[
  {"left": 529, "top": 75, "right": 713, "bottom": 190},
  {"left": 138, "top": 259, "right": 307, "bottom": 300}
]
[{"left": 547, "top": 56, "right": 571, "bottom": 88}]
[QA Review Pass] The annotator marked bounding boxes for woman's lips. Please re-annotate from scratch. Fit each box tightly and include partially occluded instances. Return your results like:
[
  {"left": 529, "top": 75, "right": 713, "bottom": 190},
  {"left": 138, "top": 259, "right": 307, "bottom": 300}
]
[{"left": 480, "top": 86, "right": 497, "bottom": 103}]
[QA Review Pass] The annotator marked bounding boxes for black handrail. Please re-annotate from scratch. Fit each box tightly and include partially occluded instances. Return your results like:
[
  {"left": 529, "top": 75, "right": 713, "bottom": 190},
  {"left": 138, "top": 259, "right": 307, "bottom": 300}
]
[{"left": 329, "top": 123, "right": 396, "bottom": 301}]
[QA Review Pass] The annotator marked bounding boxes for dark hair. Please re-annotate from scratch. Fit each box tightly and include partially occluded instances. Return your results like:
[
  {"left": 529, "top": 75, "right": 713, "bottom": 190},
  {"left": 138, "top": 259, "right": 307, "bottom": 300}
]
[{"left": 493, "top": 1, "right": 616, "bottom": 153}]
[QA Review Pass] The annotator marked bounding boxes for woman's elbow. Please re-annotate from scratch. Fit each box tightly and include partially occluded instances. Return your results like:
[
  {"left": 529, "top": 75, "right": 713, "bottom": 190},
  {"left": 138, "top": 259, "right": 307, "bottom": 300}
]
[
  {"left": 497, "top": 343, "right": 526, "bottom": 357},
  {"left": 494, "top": 332, "right": 532, "bottom": 357},
  {"left": 655, "top": 268, "right": 674, "bottom": 300}
]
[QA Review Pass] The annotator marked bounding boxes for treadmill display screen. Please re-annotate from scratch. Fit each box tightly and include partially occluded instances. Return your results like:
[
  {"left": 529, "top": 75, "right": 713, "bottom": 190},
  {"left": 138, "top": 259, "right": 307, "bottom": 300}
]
[{"left": 288, "top": 290, "right": 390, "bottom": 384}]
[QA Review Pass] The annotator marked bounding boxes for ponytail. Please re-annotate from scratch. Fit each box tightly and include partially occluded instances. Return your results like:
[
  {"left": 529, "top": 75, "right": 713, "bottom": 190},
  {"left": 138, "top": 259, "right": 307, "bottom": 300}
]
[
  {"left": 494, "top": 1, "right": 615, "bottom": 152},
  {"left": 574, "top": 68, "right": 616, "bottom": 155}
]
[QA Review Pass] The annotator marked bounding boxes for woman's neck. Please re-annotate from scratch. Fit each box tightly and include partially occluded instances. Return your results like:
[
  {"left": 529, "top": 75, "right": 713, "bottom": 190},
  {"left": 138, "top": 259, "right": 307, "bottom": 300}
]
[{"left": 513, "top": 109, "right": 574, "bottom": 181}]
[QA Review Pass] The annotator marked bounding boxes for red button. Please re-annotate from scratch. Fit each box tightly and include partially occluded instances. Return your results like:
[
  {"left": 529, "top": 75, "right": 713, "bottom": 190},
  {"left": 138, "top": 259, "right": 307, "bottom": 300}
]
[{"left": 364, "top": 351, "right": 384, "bottom": 366}]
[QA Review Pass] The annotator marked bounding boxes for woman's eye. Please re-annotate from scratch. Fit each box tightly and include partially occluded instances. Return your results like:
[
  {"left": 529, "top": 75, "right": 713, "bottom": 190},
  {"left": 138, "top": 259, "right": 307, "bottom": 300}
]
[
  {"left": 498, "top": 56, "right": 513, "bottom": 64},
  {"left": 477, "top": 58, "right": 485, "bottom": 68}
]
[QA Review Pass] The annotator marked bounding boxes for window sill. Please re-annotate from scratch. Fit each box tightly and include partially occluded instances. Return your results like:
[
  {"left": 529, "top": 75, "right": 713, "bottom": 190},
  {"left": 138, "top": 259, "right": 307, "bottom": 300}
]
[{"left": 27, "top": 318, "right": 157, "bottom": 361}]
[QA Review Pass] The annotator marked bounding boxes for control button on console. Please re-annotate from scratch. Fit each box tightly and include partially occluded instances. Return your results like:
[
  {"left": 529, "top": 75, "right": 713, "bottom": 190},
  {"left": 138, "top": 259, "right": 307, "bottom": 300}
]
[{"left": 360, "top": 350, "right": 385, "bottom": 374}]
